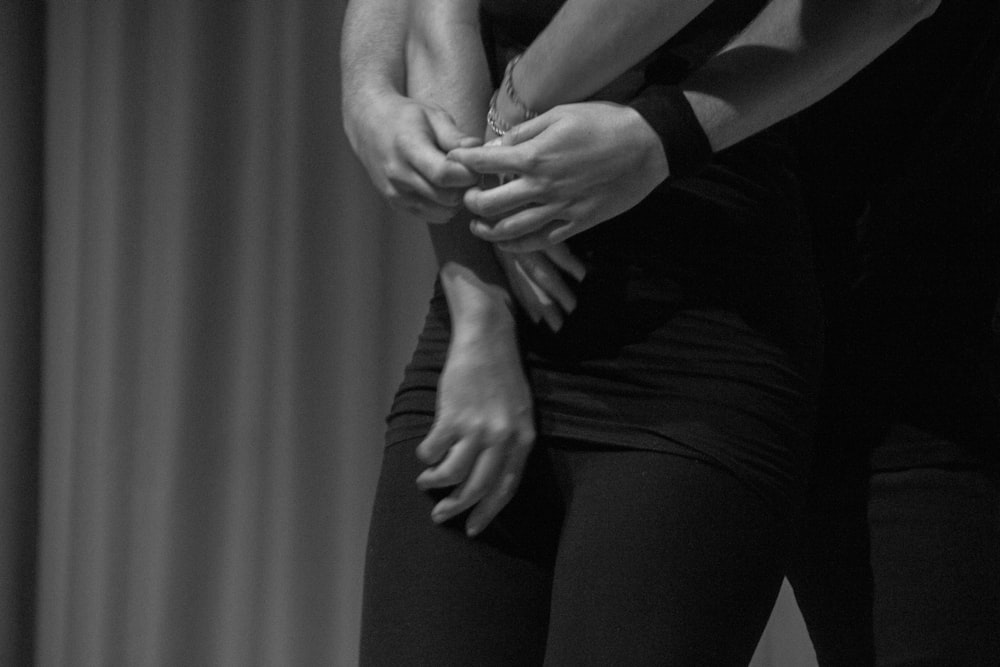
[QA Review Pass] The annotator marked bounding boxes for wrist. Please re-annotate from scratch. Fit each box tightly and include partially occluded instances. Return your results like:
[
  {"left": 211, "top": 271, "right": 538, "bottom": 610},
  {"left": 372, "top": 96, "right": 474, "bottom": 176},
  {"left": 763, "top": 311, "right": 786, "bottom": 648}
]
[
  {"left": 627, "top": 84, "right": 713, "bottom": 180},
  {"left": 451, "top": 302, "right": 517, "bottom": 348},
  {"left": 343, "top": 83, "right": 400, "bottom": 143},
  {"left": 621, "top": 105, "right": 671, "bottom": 184},
  {"left": 488, "top": 55, "right": 540, "bottom": 135},
  {"left": 439, "top": 262, "right": 516, "bottom": 333}
]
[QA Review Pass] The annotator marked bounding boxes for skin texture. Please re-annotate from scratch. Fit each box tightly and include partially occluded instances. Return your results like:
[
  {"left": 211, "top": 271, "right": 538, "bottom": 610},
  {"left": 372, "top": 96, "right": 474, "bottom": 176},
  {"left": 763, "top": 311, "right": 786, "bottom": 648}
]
[
  {"left": 451, "top": 0, "right": 942, "bottom": 251},
  {"left": 345, "top": 0, "right": 942, "bottom": 535},
  {"left": 400, "top": 0, "right": 711, "bottom": 532},
  {"left": 341, "top": 0, "right": 480, "bottom": 223},
  {"left": 453, "top": 102, "right": 669, "bottom": 253},
  {"left": 404, "top": 3, "right": 539, "bottom": 535}
]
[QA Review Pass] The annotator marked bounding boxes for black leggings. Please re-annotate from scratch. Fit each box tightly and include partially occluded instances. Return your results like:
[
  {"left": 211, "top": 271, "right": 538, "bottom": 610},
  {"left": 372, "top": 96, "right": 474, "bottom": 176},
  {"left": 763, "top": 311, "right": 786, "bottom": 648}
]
[
  {"left": 789, "top": 461, "right": 1000, "bottom": 667},
  {"left": 360, "top": 437, "right": 793, "bottom": 666}
]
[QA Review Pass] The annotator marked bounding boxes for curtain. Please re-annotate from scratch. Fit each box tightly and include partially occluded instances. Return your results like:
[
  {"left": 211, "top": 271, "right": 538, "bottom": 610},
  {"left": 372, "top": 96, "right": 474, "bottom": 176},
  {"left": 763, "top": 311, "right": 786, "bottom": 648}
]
[
  {"left": 1, "top": 2, "right": 44, "bottom": 664},
  {"left": 2, "top": 1, "right": 815, "bottom": 664}
]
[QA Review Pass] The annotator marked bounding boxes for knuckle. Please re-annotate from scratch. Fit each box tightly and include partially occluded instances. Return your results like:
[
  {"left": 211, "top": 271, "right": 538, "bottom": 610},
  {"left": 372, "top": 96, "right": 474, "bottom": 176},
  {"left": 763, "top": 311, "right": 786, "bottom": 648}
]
[
  {"left": 461, "top": 413, "right": 486, "bottom": 433},
  {"left": 424, "top": 161, "right": 447, "bottom": 186},
  {"left": 479, "top": 202, "right": 500, "bottom": 220},
  {"left": 521, "top": 149, "right": 540, "bottom": 172},
  {"left": 485, "top": 416, "right": 513, "bottom": 442},
  {"left": 427, "top": 160, "right": 451, "bottom": 187},
  {"left": 381, "top": 184, "right": 400, "bottom": 202},
  {"left": 384, "top": 162, "right": 407, "bottom": 186},
  {"left": 465, "top": 199, "right": 485, "bottom": 217},
  {"left": 415, "top": 444, "right": 438, "bottom": 464}
]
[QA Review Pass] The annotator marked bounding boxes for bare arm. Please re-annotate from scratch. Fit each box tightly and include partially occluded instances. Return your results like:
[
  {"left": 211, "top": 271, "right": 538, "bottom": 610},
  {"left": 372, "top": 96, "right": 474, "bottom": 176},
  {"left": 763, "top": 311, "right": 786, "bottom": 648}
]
[
  {"left": 451, "top": 0, "right": 942, "bottom": 251},
  {"left": 405, "top": 1, "right": 510, "bottom": 311},
  {"left": 405, "top": 1, "right": 540, "bottom": 537},
  {"left": 341, "top": 0, "right": 480, "bottom": 223},
  {"left": 683, "top": 0, "right": 942, "bottom": 152},
  {"left": 340, "top": 0, "right": 406, "bottom": 145},
  {"left": 511, "top": 0, "right": 715, "bottom": 112}
]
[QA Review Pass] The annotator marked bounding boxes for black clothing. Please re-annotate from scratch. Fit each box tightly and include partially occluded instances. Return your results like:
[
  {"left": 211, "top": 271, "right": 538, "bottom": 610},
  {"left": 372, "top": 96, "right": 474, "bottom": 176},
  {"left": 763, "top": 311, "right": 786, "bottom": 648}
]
[
  {"left": 788, "top": 3, "right": 1000, "bottom": 665},
  {"left": 369, "top": 2, "right": 824, "bottom": 662},
  {"left": 798, "top": 0, "right": 1000, "bottom": 471},
  {"left": 787, "top": 444, "right": 1000, "bottom": 667},
  {"left": 361, "top": 437, "right": 791, "bottom": 667},
  {"left": 389, "top": 1, "right": 823, "bottom": 518}
]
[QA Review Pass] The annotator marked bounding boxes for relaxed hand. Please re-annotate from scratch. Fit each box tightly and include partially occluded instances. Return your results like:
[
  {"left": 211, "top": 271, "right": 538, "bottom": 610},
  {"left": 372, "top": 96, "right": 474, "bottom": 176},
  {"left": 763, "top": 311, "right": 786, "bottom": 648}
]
[
  {"left": 449, "top": 101, "right": 669, "bottom": 251},
  {"left": 415, "top": 308, "right": 535, "bottom": 536},
  {"left": 496, "top": 244, "right": 586, "bottom": 332}
]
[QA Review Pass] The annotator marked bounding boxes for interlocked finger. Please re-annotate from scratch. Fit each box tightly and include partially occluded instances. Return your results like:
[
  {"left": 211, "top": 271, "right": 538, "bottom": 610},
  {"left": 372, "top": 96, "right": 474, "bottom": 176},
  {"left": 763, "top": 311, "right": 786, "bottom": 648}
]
[
  {"left": 497, "top": 220, "right": 571, "bottom": 253},
  {"left": 464, "top": 177, "right": 541, "bottom": 219},
  {"left": 515, "top": 252, "right": 577, "bottom": 313},
  {"left": 465, "top": 437, "right": 533, "bottom": 536},
  {"left": 416, "top": 437, "right": 480, "bottom": 490},
  {"left": 431, "top": 446, "right": 507, "bottom": 523},
  {"left": 416, "top": 419, "right": 456, "bottom": 465},
  {"left": 471, "top": 203, "right": 563, "bottom": 243}
]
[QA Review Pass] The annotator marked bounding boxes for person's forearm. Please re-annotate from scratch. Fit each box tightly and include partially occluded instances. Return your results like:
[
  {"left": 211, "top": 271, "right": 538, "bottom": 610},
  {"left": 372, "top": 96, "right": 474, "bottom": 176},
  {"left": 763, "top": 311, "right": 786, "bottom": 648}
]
[
  {"left": 340, "top": 0, "right": 407, "bottom": 149},
  {"left": 510, "top": 0, "right": 715, "bottom": 112},
  {"left": 682, "top": 0, "right": 941, "bottom": 152},
  {"left": 408, "top": 1, "right": 513, "bottom": 318}
]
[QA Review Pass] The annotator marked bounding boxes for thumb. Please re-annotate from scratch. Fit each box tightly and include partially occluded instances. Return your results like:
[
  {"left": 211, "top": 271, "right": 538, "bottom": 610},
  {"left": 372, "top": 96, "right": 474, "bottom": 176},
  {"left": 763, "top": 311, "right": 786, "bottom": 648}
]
[{"left": 427, "top": 109, "right": 480, "bottom": 152}]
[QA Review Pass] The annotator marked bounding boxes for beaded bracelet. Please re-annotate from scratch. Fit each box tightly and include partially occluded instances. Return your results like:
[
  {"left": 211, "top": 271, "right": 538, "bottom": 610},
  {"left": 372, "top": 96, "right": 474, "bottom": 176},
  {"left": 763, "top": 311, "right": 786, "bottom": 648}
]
[
  {"left": 486, "top": 90, "right": 512, "bottom": 137},
  {"left": 486, "top": 54, "right": 541, "bottom": 137},
  {"left": 502, "top": 55, "right": 539, "bottom": 122}
]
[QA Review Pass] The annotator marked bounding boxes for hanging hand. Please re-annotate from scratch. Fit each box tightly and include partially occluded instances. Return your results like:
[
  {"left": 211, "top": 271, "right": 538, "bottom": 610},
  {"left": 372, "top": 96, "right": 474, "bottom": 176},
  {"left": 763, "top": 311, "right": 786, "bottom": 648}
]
[
  {"left": 495, "top": 243, "right": 586, "bottom": 332},
  {"left": 415, "top": 298, "right": 535, "bottom": 537}
]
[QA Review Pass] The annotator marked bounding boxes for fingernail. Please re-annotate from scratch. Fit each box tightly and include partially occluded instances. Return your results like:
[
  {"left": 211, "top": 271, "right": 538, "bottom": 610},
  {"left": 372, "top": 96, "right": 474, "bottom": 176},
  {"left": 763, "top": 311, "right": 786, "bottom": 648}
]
[
  {"left": 459, "top": 137, "right": 482, "bottom": 148},
  {"left": 466, "top": 524, "right": 481, "bottom": 537},
  {"left": 470, "top": 221, "right": 489, "bottom": 235},
  {"left": 485, "top": 138, "right": 502, "bottom": 147},
  {"left": 431, "top": 509, "right": 448, "bottom": 524}
]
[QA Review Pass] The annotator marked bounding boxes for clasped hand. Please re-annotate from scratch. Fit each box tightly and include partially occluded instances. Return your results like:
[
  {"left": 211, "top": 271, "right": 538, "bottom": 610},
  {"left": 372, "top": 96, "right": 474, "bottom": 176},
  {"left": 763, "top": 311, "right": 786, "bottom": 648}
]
[
  {"left": 414, "top": 305, "right": 534, "bottom": 537},
  {"left": 449, "top": 101, "right": 670, "bottom": 253},
  {"left": 350, "top": 93, "right": 667, "bottom": 536},
  {"left": 344, "top": 91, "right": 480, "bottom": 223}
]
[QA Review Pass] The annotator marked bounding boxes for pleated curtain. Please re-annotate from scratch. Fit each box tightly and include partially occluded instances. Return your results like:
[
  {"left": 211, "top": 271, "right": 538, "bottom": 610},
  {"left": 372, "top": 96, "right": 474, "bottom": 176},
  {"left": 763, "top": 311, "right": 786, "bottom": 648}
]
[{"left": 1, "top": 1, "right": 815, "bottom": 664}]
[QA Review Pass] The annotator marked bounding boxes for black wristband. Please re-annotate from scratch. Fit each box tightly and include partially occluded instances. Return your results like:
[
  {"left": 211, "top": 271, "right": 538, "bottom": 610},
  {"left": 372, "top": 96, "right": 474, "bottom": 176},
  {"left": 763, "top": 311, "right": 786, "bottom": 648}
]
[{"left": 628, "top": 84, "right": 713, "bottom": 179}]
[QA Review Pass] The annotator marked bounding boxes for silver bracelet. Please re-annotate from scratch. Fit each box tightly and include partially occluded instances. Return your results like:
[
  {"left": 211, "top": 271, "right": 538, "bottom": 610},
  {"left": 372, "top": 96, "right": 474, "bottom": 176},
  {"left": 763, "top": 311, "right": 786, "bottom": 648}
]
[
  {"left": 486, "top": 89, "right": 512, "bottom": 136},
  {"left": 503, "top": 54, "right": 538, "bottom": 121}
]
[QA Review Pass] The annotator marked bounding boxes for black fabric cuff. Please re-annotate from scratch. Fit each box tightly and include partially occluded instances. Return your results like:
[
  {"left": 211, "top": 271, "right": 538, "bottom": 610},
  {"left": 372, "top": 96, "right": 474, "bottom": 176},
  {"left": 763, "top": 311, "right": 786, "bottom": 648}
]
[{"left": 628, "top": 84, "right": 713, "bottom": 179}]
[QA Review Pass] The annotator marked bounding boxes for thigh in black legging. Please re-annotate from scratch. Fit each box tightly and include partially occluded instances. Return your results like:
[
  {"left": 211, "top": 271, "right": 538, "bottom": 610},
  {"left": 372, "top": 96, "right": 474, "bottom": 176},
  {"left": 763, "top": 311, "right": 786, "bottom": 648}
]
[
  {"left": 360, "top": 437, "right": 562, "bottom": 667},
  {"left": 869, "top": 465, "right": 1000, "bottom": 667},
  {"left": 362, "top": 439, "right": 792, "bottom": 666},
  {"left": 543, "top": 445, "right": 791, "bottom": 667}
]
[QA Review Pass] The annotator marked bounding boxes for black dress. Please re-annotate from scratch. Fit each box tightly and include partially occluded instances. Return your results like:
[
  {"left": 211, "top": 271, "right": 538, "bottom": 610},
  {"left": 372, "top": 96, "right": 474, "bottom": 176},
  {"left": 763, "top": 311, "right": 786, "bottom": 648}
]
[{"left": 385, "top": 0, "right": 823, "bottom": 519}]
